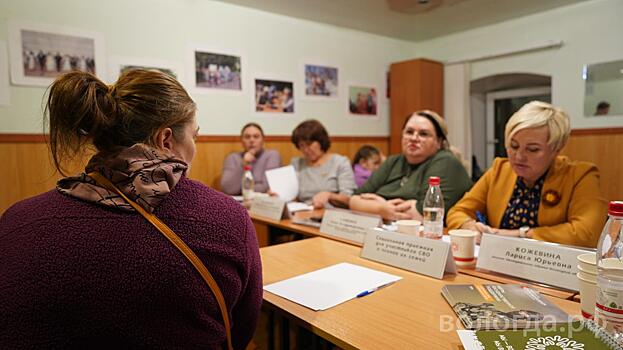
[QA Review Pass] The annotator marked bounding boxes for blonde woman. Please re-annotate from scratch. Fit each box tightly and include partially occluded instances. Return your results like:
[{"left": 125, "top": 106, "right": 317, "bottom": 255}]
[{"left": 447, "top": 101, "right": 607, "bottom": 248}]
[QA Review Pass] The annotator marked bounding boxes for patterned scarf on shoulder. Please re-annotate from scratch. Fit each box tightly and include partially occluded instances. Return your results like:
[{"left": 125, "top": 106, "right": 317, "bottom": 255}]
[{"left": 57, "top": 144, "right": 188, "bottom": 213}]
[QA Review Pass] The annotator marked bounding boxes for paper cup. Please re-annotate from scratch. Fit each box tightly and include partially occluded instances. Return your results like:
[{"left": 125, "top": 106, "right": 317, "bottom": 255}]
[
  {"left": 396, "top": 220, "right": 421, "bottom": 235},
  {"left": 577, "top": 253, "right": 596, "bottom": 274},
  {"left": 449, "top": 229, "right": 478, "bottom": 266},
  {"left": 577, "top": 272, "right": 596, "bottom": 319},
  {"left": 600, "top": 257, "right": 623, "bottom": 270},
  {"left": 577, "top": 264, "right": 596, "bottom": 277},
  {"left": 577, "top": 269, "right": 596, "bottom": 284}
]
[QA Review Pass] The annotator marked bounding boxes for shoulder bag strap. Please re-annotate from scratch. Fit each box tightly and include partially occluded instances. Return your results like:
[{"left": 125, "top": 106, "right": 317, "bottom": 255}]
[{"left": 89, "top": 172, "right": 233, "bottom": 350}]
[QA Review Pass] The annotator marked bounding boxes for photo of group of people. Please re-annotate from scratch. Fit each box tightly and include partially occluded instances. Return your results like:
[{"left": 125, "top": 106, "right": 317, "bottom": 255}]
[
  {"left": 8, "top": 22, "right": 381, "bottom": 118},
  {"left": 194, "top": 51, "right": 241, "bottom": 90},
  {"left": 349, "top": 86, "right": 377, "bottom": 116},
  {"left": 20, "top": 29, "right": 96, "bottom": 78},
  {"left": 255, "top": 79, "right": 294, "bottom": 113},
  {"left": 304, "top": 64, "right": 338, "bottom": 97}
]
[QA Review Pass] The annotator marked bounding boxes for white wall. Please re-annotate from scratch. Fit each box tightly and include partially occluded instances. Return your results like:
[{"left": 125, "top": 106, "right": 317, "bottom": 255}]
[
  {"left": 414, "top": 0, "right": 623, "bottom": 129},
  {"left": 0, "top": 0, "right": 414, "bottom": 136}
]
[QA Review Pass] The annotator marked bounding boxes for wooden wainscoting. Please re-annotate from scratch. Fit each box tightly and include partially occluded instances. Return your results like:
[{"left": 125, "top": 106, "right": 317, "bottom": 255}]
[
  {"left": 2, "top": 129, "right": 619, "bottom": 214},
  {"left": 0, "top": 134, "right": 389, "bottom": 214},
  {"left": 562, "top": 128, "right": 623, "bottom": 202}
]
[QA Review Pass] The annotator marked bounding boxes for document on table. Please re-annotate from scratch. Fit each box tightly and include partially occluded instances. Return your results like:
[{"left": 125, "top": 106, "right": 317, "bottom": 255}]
[
  {"left": 266, "top": 165, "right": 298, "bottom": 202},
  {"left": 286, "top": 201, "right": 313, "bottom": 213},
  {"left": 264, "top": 262, "right": 402, "bottom": 311}
]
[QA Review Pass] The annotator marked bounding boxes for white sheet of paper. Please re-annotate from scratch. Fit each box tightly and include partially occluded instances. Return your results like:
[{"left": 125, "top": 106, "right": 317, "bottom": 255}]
[
  {"left": 265, "top": 165, "right": 298, "bottom": 202},
  {"left": 264, "top": 262, "right": 402, "bottom": 311},
  {"left": 287, "top": 202, "right": 313, "bottom": 213}
]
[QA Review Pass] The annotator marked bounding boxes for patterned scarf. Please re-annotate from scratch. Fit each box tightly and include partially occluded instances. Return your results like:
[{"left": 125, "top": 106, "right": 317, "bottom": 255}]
[{"left": 57, "top": 144, "right": 188, "bottom": 213}]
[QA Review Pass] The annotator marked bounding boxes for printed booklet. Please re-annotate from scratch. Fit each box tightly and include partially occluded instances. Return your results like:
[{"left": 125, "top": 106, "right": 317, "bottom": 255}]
[{"left": 441, "top": 284, "right": 568, "bottom": 330}]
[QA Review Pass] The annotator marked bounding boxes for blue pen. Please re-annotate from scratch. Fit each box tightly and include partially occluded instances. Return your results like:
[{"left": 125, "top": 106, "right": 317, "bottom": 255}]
[
  {"left": 356, "top": 282, "right": 395, "bottom": 298},
  {"left": 476, "top": 211, "right": 488, "bottom": 225}
]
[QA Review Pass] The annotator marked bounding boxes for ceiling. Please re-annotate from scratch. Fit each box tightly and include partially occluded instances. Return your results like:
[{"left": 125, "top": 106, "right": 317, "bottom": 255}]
[{"left": 214, "top": 0, "right": 587, "bottom": 42}]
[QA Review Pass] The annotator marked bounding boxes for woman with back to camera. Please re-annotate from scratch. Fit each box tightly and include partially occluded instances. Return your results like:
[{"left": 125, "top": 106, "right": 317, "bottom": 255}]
[
  {"left": 290, "top": 119, "right": 356, "bottom": 209},
  {"left": 447, "top": 101, "right": 607, "bottom": 248},
  {"left": 0, "top": 69, "right": 262, "bottom": 349},
  {"left": 220, "top": 122, "right": 281, "bottom": 195},
  {"left": 350, "top": 110, "right": 472, "bottom": 221}
]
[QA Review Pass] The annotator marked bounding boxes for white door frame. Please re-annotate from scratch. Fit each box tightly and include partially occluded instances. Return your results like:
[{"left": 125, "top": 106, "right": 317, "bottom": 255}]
[{"left": 485, "top": 87, "right": 551, "bottom": 166}]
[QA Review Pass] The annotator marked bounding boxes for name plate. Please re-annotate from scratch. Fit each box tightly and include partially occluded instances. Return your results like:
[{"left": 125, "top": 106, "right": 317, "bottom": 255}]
[
  {"left": 361, "top": 228, "right": 457, "bottom": 279},
  {"left": 250, "top": 196, "right": 286, "bottom": 221},
  {"left": 477, "top": 234, "right": 591, "bottom": 291},
  {"left": 319, "top": 209, "right": 382, "bottom": 244}
]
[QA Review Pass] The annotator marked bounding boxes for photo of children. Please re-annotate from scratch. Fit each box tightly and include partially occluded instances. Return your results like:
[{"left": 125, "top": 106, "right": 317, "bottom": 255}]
[
  {"left": 194, "top": 51, "right": 241, "bottom": 90},
  {"left": 20, "top": 29, "right": 96, "bottom": 78},
  {"left": 255, "top": 79, "right": 294, "bottom": 113},
  {"left": 304, "top": 64, "right": 338, "bottom": 97},
  {"left": 349, "top": 86, "right": 377, "bottom": 116}
]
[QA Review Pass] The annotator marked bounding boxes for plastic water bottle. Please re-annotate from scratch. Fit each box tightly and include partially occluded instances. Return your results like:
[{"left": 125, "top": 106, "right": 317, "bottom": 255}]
[
  {"left": 242, "top": 165, "right": 254, "bottom": 202},
  {"left": 422, "top": 176, "right": 444, "bottom": 239},
  {"left": 595, "top": 201, "right": 623, "bottom": 343}
]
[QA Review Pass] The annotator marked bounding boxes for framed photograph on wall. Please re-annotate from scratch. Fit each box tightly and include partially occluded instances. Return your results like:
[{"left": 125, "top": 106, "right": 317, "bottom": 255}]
[
  {"left": 8, "top": 21, "right": 106, "bottom": 87},
  {"left": 188, "top": 45, "right": 244, "bottom": 94},
  {"left": 254, "top": 78, "right": 294, "bottom": 114},
  {"left": 302, "top": 63, "right": 338, "bottom": 99},
  {"left": 348, "top": 85, "right": 378, "bottom": 117},
  {"left": 109, "top": 56, "right": 183, "bottom": 81},
  {"left": 0, "top": 41, "right": 10, "bottom": 106}
]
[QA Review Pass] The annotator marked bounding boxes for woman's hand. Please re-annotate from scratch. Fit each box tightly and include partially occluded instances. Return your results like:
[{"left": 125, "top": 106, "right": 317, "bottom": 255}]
[
  {"left": 380, "top": 199, "right": 418, "bottom": 221},
  {"left": 460, "top": 220, "right": 498, "bottom": 244},
  {"left": 311, "top": 191, "right": 332, "bottom": 209},
  {"left": 496, "top": 229, "right": 524, "bottom": 237},
  {"left": 242, "top": 150, "right": 257, "bottom": 165},
  {"left": 359, "top": 193, "right": 386, "bottom": 202},
  {"left": 267, "top": 190, "right": 278, "bottom": 197}
]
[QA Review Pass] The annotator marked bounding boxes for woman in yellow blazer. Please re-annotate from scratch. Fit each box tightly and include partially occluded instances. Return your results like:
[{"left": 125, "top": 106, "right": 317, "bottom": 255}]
[{"left": 447, "top": 101, "right": 607, "bottom": 248}]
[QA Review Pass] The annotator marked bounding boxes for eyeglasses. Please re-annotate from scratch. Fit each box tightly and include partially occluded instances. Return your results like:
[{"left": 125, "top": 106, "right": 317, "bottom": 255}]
[{"left": 403, "top": 129, "right": 435, "bottom": 139}]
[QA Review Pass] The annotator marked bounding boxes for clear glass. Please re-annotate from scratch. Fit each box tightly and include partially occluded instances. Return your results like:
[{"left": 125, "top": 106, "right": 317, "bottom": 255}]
[
  {"left": 595, "top": 212, "right": 623, "bottom": 344},
  {"left": 422, "top": 184, "right": 444, "bottom": 239}
]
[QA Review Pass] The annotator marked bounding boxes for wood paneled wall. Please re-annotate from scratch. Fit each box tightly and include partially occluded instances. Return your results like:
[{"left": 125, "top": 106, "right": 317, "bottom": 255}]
[
  {"left": 0, "top": 135, "right": 389, "bottom": 214},
  {"left": 2, "top": 129, "right": 621, "bottom": 215},
  {"left": 561, "top": 129, "right": 623, "bottom": 202}
]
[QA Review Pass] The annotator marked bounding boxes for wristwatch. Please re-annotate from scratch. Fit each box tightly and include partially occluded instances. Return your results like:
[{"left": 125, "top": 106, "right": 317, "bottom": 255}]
[{"left": 519, "top": 226, "right": 529, "bottom": 238}]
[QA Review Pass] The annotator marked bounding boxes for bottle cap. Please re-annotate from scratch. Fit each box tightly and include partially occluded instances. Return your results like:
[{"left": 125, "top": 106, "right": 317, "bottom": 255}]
[
  {"left": 428, "top": 176, "right": 440, "bottom": 186},
  {"left": 243, "top": 165, "right": 252, "bottom": 171},
  {"left": 608, "top": 201, "right": 623, "bottom": 216}
]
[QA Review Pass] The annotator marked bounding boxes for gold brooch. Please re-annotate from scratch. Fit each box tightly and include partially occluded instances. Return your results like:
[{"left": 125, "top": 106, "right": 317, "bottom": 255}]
[{"left": 542, "top": 190, "right": 561, "bottom": 206}]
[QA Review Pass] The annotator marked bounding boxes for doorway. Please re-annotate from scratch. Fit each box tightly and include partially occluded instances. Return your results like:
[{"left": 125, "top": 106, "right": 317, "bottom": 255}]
[{"left": 485, "top": 87, "right": 551, "bottom": 165}]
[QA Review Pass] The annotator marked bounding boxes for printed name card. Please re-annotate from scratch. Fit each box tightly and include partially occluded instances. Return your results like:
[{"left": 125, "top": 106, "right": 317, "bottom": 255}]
[
  {"left": 361, "top": 228, "right": 457, "bottom": 279},
  {"left": 319, "top": 209, "right": 382, "bottom": 244},
  {"left": 250, "top": 196, "right": 286, "bottom": 221},
  {"left": 477, "top": 234, "right": 591, "bottom": 291}
]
